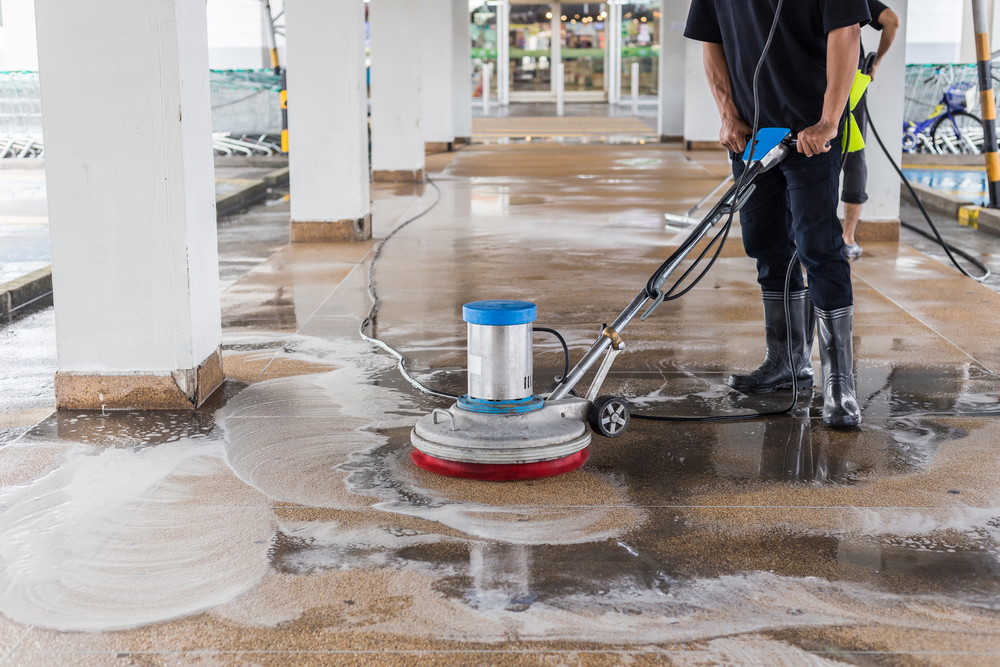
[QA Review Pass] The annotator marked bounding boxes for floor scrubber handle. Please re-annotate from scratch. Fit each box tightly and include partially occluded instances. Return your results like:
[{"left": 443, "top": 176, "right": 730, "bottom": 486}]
[{"left": 547, "top": 133, "right": 795, "bottom": 402}]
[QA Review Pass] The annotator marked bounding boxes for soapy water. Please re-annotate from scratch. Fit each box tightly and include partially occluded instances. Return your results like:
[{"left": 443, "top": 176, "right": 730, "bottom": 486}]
[
  {"left": 0, "top": 441, "right": 275, "bottom": 631},
  {"left": 2, "top": 329, "right": 1000, "bottom": 636}
]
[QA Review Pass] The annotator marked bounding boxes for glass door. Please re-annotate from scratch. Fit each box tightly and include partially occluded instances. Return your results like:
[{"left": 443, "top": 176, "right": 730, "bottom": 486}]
[
  {"left": 560, "top": 3, "right": 606, "bottom": 101},
  {"left": 470, "top": 1, "right": 499, "bottom": 104},
  {"left": 508, "top": 3, "right": 554, "bottom": 99},
  {"left": 619, "top": 1, "right": 660, "bottom": 100}
]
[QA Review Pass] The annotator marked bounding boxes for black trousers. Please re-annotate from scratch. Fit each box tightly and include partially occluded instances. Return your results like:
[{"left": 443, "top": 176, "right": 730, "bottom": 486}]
[{"left": 732, "top": 148, "right": 853, "bottom": 311}]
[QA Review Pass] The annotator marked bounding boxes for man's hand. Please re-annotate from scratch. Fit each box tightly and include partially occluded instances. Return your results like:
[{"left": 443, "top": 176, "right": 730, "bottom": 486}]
[
  {"left": 720, "top": 114, "right": 752, "bottom": 153},
  {"left": 796, "top": 119, "right": 837, "bottom": 157}
]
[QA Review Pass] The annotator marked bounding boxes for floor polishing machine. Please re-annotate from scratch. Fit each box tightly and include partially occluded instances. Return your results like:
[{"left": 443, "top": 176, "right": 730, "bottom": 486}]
[{"left": 409, "top": 128, "right": 798, "bottom": 481}]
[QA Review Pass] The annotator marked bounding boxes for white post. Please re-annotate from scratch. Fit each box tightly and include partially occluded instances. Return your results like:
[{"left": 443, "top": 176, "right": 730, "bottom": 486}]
[
  {"left": 631, "top": 61, "right": 639, "bottom": 115},
  {"left": 286, "top": 0, "right": 371, "bottom": 241},
  {"left": 657, "top": 0, "right": 688, "bottom": 141},
  {"left": 856, "top": 0, "right": 908, "bottom": 239},
  {"left": 422, "top": 0, "right": 456, "bottom": 150},
  {"left": 483, "top": 64, "right": 493, "bottom": 115},
  {"left": 682, "top": 38, "right": 722, "bottom": 149},
  {"left": 36, "top": 0, "right": 223, "bottom": 410},
  {"left": 453, "top": 0, "right": 473, "bottom": 144},
  {"left": 499, "top": 0, "right": 510, "bottom": 105},
  {"left": 371, "top": 0, "right": 426, "bottom": 183},
  {"left": 608, "top": 2, "right": 621, "bottom": 105},
  {"left": 556, "top": 62, "right": 565, "bottom": 116}
]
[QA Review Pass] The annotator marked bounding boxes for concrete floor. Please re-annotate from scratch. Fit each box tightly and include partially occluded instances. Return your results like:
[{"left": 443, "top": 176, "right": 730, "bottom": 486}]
[{"left": 3, "top": 145, "right": 1000, "bottom": 665}]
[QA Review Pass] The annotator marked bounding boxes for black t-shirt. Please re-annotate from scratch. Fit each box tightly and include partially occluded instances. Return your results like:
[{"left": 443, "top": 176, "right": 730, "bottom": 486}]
[
  {"left": 685, "top": 0, "right": 871, "bottom": 133},
  {"left": 867, "top": 0, "right": 889, "bottom": 30},
  {"left": 861, "top": 0, "right": 889, "bottom": 67}
]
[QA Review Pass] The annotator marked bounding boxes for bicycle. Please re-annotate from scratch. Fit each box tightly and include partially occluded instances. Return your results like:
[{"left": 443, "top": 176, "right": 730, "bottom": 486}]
[{"left": 903, "top": 65, "right": 983, "bottom": 154}]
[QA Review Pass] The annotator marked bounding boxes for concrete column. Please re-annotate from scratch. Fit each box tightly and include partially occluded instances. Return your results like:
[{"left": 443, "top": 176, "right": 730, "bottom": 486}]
[
  {"left": 2, "top": 0, "right": 38, "bottom": 70},
  {"left": 682, "top": 39, "right": 722, "bottom": 150},
  {"left": 658, "top": 0, "right": 690, "bottom": 141},
  {"left": 453, "top": 0, "right": 473, "bottom": 145},
  {"left": 854, "top": 0, "right": 907, "bottom": 241},
  {"left": 370, "top": 0, "right": 426, "bottom": 182},
  {"left": 285, "top": 0, "right": 371, "bottom": 241},
  {"left": 35, "top": 0, "right": 223, "bottom": 410},
  {"left": 422, "top": 0, "right": 455, "bottom": 151}
]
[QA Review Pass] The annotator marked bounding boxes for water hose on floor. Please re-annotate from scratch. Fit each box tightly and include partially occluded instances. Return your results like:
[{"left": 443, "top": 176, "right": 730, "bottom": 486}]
[{"left": 864, "top": 96, "right": 991, "bottom": 283}]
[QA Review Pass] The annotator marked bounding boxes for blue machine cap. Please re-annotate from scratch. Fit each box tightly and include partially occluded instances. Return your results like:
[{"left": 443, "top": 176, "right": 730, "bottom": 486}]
[{"left": 463, "top": 300, "right": 537, "bottom": 326}]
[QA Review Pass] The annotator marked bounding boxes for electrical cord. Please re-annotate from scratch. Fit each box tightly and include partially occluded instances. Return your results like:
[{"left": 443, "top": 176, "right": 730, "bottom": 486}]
[
  {"left": 359, "top": 178, "right": 462, "bottom": 399},
  {"left": 863, "top": 96, "right": 991, "bottom": 283},
  {"left": 533, "top": 327, "right": 570, "bottom": 383}
]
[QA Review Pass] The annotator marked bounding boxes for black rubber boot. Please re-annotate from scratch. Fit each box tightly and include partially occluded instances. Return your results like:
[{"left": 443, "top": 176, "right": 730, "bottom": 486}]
[
  {"left": 815, "top": 305, "right": 861, "bottom": 427},
  {"left": 728, "top": 290, "right": 815, "bottom": 394}
]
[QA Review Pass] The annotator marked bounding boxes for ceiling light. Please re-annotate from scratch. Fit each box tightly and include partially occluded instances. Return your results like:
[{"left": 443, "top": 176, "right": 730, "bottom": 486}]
[{"left": 546, "top": 11, "right": 552, "bottom": 18}]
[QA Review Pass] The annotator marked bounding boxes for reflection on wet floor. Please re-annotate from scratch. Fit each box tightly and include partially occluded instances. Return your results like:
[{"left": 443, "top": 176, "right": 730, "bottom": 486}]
[{"left": 3, "top": 144, "right": 1000, "bottom": 662}]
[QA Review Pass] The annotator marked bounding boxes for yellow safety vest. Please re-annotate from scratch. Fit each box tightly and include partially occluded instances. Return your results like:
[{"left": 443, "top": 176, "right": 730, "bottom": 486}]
[{"left": 844, "top": 70, "right": 871, "bottom": 153}]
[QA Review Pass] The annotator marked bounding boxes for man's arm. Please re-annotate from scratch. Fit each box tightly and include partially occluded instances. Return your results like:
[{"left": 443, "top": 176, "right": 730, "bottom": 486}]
[
  {"left": 703, "top": 42, "right": 752, "bottom": 153},
  {"left": 797, "top": 24, "right": 861, "bottom": 156},
  {"left": 870, "top": 8, "right": 899, "bottom": 79}
]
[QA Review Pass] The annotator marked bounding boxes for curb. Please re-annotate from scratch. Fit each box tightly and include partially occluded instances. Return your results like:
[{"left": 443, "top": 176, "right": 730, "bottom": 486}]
[
  {"left": 213, "top": 155, "right": 287, "bottom": 169},
  {"left": 215, "top": 166, "right": 289, "bottom": 217},
  {"left": 0, "top": 265, "right": 52, "bottom": 320},
  {"left": 900, "top": 182, "right": 967, "bottom": 219},
  {"left": 216, "top": 179, "right": 268, "bottom": 217},
  {"left": 263, "top": 166, "right": 289, "bottom": 187}
]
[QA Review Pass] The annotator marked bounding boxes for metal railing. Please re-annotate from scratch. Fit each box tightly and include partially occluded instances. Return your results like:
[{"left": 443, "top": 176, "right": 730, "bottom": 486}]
[{"left": 0, "top": 70, "right": 283, "bottom": 157}]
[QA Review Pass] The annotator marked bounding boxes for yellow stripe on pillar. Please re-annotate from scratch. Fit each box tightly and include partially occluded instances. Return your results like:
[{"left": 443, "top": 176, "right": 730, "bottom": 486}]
[
  {"left": 987, "top": 151, "right": 1000, "bottom": 183},
  {"left": 977, "top": 32, "right": 993, "bottom": 62},
  {"left": 982, "top": 91, "right": 997, "bottom": 121}
]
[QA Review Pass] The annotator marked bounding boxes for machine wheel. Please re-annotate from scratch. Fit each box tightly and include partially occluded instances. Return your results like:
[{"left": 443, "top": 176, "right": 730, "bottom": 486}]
[{"left": 589, "top": 395, "right": 630, "bottom": 438}]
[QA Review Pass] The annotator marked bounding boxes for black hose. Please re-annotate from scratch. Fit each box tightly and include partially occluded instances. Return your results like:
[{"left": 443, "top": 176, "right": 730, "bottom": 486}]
[
  {"left": 864, "top": 96, "right": 991, "bottom": 283},
  {"left": 533, "top": 327, "right": 570, "bottom": 383},
  {"left": 631, "top": 251, "right": 801, "bottom": 422}
]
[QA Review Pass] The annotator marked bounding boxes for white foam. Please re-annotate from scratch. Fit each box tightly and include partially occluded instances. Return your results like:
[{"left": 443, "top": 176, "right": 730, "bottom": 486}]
[{"left": 0, "top": 441, "right": 275, "bottom": 631}]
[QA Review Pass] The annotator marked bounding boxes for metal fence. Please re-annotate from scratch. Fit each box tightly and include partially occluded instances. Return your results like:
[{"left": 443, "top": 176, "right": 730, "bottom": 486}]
[{"left": 0, "top": 70, "right": 283, "bottom": 157}]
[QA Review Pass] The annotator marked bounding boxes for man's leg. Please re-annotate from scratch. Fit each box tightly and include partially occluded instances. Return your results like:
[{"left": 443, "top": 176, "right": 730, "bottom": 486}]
[
  {"left": 784, "top": 150, "right": 860, "bottom": 427},
  {"left": 727, "top": 157, "right": 814, "bottom": 394},
  {"left": 841, "top": 149, "right": 867, "bottom": 254},
  {"left": 841, "top": 96, "right": 868, "bottom": 256}
]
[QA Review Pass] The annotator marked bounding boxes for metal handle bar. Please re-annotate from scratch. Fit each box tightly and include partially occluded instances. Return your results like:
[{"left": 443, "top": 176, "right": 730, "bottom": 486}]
[{"left": 547, "top": 138, "right": 793, "bottom": 402}]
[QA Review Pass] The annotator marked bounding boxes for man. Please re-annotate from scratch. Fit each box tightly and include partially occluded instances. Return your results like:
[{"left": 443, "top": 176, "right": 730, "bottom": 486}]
[
  {"left": 684, "top": 0, "right": 870, "bottom": 427},
  {"left": 842, "top": 1, "right": 900, "bottom": 259}
]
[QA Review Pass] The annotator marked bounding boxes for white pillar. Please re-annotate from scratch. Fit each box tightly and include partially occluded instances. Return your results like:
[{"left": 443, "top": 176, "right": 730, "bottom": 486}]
[
  {"left": 35, "top": 0, "right": 223, "bottom": 410},
  {"left": 682, "top": 39, "right": 722, "bottom": 149},
  {"left": 370, "top": 0, "right": 426, "bottom": 182},
  {"left": 551, "top": 3, "right": 562, "bottom": 95},
  {"left": 857, "top": 0, "right": 908, "bottom": 241},
  {"left": 285, "top": 0, "right": 371, "bottom": 241},
  {"left": 453, "top": 0, "right": 473, "bottom": 144},
  {"left": 422, "top": 0, "right": 455, "bottom": 151},
  {"left": 2, "top": 0, "right": 38, "bottom": 70},
  {"left": 657, "top": 0, "right": 689, "bottom": 141}
]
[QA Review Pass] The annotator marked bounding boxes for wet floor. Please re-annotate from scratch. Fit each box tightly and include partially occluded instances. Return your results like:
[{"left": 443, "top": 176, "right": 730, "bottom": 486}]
[{"left": 3, "top": 144, "right": 1000, "bottom": 665}]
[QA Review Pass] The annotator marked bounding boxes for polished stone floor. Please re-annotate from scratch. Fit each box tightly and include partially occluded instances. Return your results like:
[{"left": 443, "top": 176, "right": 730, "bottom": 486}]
[{"left": 3, "top": 144, "right": 1000, "bottom": 665}]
